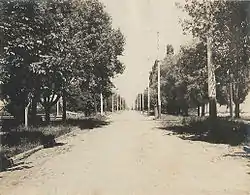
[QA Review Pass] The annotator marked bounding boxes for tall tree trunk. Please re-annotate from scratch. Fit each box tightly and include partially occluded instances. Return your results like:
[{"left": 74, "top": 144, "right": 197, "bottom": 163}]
[
  {"left": 209, "top": 98, "right": 217, "bottom": 119},
  {"left": 201, "top": 104, "right": 205, "bottom": 117},
  {"left": 31, "top": 93, "right": 39, "bottom": 125},
  {"left": 229, "top": 73, "right": 234, "bottom": 118},
  {"left": 94, "top": 95, "right": 98, "bottom": 115},
  {"left": 31, "top": 100, "right": 37, "bottom": 120},
  {"left": 62, "top": 91, "right": 67, "bottom": 122},
  {"left": 235, "top": 102, "right": 240, "bottom": 118},
  {"left": 178, "top": 106, "right": 181, "bottom": 116},
  {"left": 197, "top": 106, "right": 200, "bottom": 117},
  {"left": 183, "top": 103, "right": 188, "bottom": 116},
  {"left": 44, "top": 106, "right": 51, "bottom": 124}
]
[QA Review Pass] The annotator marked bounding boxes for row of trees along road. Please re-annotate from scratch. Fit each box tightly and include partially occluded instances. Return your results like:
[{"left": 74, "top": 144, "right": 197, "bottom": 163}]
[
  {"left": 139, "top": 1, "right": 250, "bottom": 119},
  {"left": 0, "top": 0, "right": 125, "bottom": 125}
]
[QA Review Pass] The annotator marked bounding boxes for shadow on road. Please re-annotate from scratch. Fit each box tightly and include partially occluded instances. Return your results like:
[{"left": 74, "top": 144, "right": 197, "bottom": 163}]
[
  {"left": 223, "top": 152, "right": 250, "bottom": 176},
  {"left": 223, "top": 152, "right": 250, "bottom": 159},
  {"left": 1, "top": 161, "right": 34, "bottom": 173},
  {"left": 61, "top": 118, "right": 111, "bottom": 130},
  {"left": 43, "top": 142, "right": 66, "bottom": 149},
  {"left": 6, "top": 164, "right": 33, "bottom": 172},
  {"left": 159, "top": 116, "right": 247, "bottom": 146}
]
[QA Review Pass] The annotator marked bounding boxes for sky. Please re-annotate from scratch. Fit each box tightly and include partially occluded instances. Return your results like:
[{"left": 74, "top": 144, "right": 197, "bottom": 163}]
[{"left": 100, "top": 0, "right": 193, "bottom": 107}]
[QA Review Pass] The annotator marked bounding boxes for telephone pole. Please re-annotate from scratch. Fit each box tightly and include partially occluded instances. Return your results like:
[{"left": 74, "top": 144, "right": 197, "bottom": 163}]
[
  {"left": 148, "top": 76, "right": 150, "bottom": 115},
  {"left": 100, "top": 93, "right": 104, "bottom": 115},
  {"left": 120, "top": 96, "right": 122, "bottom": 110},
  {"left": 117, "top": 94, "right": 119, "bottom": 111},
  {"left": 111, "top": 94, "right": 114, "bottom": 112},
  {"left": 142, "top": 92, "right": 144, "bottom": 112},
  {"left": 157, "top": 32, "right": 161, "bottom": 119},
  {"left": 206, "top": 2, "right": 217, "bottom": 118},
  {"left": 138, "top": 94, "right": 141, "bottom": 111},
  {"left": 137, "top": 94, "right": 140, "bottom": 111}
]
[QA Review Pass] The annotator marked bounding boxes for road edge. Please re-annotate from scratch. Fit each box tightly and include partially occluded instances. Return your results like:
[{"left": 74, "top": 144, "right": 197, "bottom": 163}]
[{"left": 10, "top": 130, "right": 75, "bottom": 164}]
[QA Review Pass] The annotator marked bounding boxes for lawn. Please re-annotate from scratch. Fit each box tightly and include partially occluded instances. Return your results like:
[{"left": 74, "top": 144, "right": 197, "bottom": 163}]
[{"left": 1, "top": 115, "right": 109, "bottom": 158}]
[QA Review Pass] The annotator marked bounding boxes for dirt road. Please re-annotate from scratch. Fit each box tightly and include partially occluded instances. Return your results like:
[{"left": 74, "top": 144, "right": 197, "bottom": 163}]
[{"left": 0, "top": 111, "right": 249, "bottom": 195}]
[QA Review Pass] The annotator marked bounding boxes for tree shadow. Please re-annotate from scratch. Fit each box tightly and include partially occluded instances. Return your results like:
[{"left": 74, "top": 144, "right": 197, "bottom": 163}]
[
  {"left": 0, "top": 160, "right": 33, "bottom": 173},
  {"left": 46, "top": 118, "right": 111, "bottom": 131},
  {"left": 62, "top": 118, "right": 111, "bottom": 130},
  {"left": 159, "top": 116, "right": 248, "bottom": 146},
  {"left": 43, "top": 142, "right": 65, "bottom": 149},
  {"left": 223, "top": 152, "right": 250, "bottom": 159},
  {"left": 6, "top": 164, "right": 33, "bottom": 172},
  {"left": 224, "top": 152, "right": 250, "bottom": 176}
]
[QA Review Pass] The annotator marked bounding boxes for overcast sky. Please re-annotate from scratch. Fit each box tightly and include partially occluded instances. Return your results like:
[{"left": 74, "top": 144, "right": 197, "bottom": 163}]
[{"left": 100, "top": 0, "right": 193, "bottom": 107}]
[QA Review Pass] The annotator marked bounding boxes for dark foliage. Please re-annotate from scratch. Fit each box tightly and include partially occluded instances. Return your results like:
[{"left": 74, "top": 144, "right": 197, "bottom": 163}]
[{"left": 161, "top": 116, "right": 247, "bottom": 146}]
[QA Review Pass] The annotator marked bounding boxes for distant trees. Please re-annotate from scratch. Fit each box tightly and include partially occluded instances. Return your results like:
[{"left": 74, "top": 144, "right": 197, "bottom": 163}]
[{"left": 0, "top": 0, "right": 125, "bottom": 124}]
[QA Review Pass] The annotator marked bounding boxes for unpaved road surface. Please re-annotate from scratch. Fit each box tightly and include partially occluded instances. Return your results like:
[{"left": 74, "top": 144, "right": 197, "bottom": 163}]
[{"left": 0, "top": 111, "right": 249, "bottom": 195}]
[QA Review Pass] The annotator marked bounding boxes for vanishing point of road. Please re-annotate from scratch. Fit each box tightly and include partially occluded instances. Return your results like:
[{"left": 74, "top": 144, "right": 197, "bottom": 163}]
[{"left": 0, "top": 111, "right": 249, "bottom": 195}]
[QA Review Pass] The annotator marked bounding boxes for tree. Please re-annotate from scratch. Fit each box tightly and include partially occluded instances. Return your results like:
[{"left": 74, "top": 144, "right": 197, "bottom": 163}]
[
  {"left": 149, "top": 60, "right": 158, "bottom": 110},
  {"left": 179, "top": 42, "right": 208, "bottom": 116},
  {"left": 166, "top": 44, "right": 174, "bottom": 55},
  {"left": 0, "top": 0, "right": 125, "bottom": 125},
  {"left": 179, "top": 0, "right": 250, "bottom": 118},
  {"left": 0, "top": 0, "right": 40, "bottom": 122},
  {"left": 66, "top": 0, "right": 125, "bottom": 117}
]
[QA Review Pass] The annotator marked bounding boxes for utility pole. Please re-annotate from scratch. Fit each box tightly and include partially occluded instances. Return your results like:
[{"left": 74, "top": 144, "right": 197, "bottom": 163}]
[
  {"left": 138, "top": 94, "right": 141, "bottom": 111},
  {"left": 207, "top": 37, "right": 217, "bottom": 118},
  {"left": 24, "top": 105, "right": 29, "bottom": 127},
  {"left": 117, "top": 94, "right": 119, "bottom": 111},
  {"left": 24, "top": 94, "right": 32, "bottom": 127},
  {"left": 142, "top": 92, "right": 144, "bottom": 112},
  {"left": 25, "top": 102, "right": 31, "bottom": 128},
  {"left": 120, "top": 96, "right": 122, "bottom": 111},
  {"left": 157, "top": 32, "right": 161, "bottom": 119},
  {"left": 140, "top": 94, "right": 142, "bottom": 111},
  {"left": 111, "top": 94, "right": 114, "bottom": 112},
  {"left": 206, "top": 2, "right": 217, "bottom": 118},
  {"left": 100, "top": 93, "right": 104, "bottom": 115},
  {"left": 56, "top": 98, "right": 60, "bottom": 117},
  {"left": 137, "top": 94, "right": 139, "bottom": 111},
  {"left": 148, "top": 76, "right": 150, "bottom": 115}
]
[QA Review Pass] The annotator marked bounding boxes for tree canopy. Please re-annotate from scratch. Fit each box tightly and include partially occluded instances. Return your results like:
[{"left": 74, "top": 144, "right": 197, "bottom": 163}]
[{"left": 0, "top": 0, "right": 125, "bottom": 123}]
